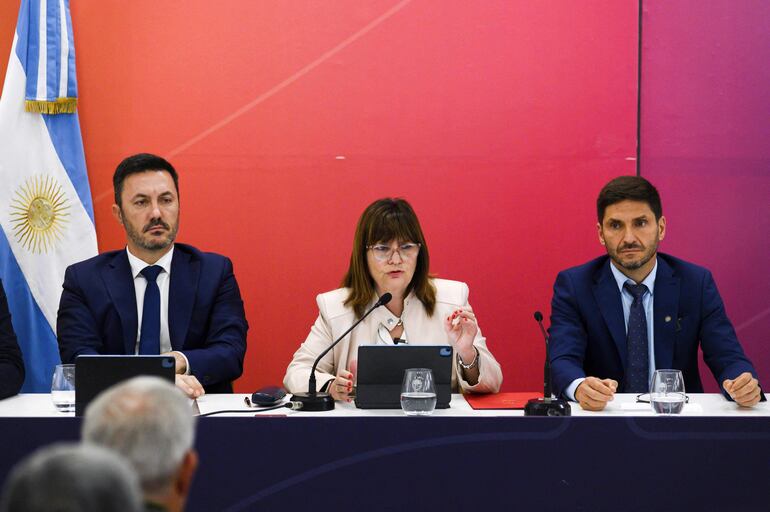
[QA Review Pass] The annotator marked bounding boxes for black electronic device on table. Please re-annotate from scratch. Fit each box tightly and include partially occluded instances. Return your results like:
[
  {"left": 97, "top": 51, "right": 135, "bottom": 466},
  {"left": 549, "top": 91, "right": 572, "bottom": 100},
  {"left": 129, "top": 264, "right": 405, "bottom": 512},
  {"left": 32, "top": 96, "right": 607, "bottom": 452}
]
[
  {"left": 355, "top": 345, "right": 453, "bottom": 409},
  {"left": 74, "top": 355, "right": 175, "bottom": 416},
  {"left": 251, "top": 386, "right": 287, "bottom": 406}
]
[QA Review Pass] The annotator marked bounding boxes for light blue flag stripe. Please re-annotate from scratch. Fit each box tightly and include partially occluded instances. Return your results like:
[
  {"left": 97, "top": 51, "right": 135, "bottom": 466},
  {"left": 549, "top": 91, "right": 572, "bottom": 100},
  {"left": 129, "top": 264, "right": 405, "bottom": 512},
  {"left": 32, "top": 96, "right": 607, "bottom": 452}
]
[
  {"left": 42, "top": 111, "right": 95, "bottom": 222},
  {"left": 0, "top": 231, "right": 59, "bottom": 393},
  {"left": 20, "top": 0, "right": 39, "bottom": 99},
  {"left": 44, "top": 0, "right": 60, "bottom": 101},
  {"left": 65, "top": 1, "right": 76, "bottom": 98}
]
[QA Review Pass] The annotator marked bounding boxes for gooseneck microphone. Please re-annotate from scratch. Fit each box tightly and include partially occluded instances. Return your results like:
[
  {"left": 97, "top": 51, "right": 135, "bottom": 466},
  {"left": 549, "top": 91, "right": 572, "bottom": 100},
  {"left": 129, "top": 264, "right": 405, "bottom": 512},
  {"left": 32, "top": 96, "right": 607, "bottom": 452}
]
[
  {"left": 291, "top": 293, "right": 392, "bottom": 412},
  {"left": 533, "top": 311, "right": 553, "bottom": 400},
  {"left": 524, "top": 310, "right": 571, "bottom": 416}
]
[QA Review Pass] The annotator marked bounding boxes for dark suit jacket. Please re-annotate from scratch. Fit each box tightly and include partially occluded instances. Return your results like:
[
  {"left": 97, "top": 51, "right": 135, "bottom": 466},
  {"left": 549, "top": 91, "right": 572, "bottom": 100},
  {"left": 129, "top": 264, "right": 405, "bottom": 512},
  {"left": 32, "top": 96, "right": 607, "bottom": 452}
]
[
  {"left": 549, "top": 253, "right": 761, "bottom": 399},
  {"left": 57, "top": 244, "right": 248, "bottom": 393},
  {"left": 0, "top": 280, "right": 25, "bottom": 399}
]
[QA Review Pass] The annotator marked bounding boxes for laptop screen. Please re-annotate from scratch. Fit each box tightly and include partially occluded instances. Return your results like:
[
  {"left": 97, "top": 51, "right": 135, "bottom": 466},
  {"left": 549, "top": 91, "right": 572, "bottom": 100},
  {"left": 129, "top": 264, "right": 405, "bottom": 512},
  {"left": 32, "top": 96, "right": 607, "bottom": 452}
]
[
  {"left": 74, "top": 355, "right": 176, "bottom": 416},
  {"left": 355, "top": 345, "right": 453, "bottom": 409}
]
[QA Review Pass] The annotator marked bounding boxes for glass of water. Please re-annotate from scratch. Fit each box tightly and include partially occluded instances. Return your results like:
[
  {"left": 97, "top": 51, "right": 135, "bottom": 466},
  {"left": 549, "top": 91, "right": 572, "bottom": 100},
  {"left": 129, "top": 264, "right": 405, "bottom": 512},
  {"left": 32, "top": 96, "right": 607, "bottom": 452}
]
[
  {"left": 650, "top": 369, "right": 685, "bottom": 414},
  {"left": 51, "top": 364, "right": 76, "bottom": 413},
  {"left": 400, "top": 368, "right": 437, "bottom": 416}
]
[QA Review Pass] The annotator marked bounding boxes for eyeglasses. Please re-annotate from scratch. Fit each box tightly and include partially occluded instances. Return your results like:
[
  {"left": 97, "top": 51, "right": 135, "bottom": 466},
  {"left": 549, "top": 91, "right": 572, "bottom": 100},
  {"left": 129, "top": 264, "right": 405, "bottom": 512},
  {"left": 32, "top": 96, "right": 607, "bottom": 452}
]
[{"left": 367, "top": 243, "right": 421, "bottom": 262}]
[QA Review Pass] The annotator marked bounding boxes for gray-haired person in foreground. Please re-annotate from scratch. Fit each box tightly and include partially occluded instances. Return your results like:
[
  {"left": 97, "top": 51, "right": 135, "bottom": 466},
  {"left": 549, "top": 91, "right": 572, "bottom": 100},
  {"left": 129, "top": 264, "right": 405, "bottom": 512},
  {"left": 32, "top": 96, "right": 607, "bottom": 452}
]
[
  {"left": 82, "top": 376, "right": 198, "bottom": 512},
  {"left": 0, "top": 442, "right": 142, "bottom": 512}
]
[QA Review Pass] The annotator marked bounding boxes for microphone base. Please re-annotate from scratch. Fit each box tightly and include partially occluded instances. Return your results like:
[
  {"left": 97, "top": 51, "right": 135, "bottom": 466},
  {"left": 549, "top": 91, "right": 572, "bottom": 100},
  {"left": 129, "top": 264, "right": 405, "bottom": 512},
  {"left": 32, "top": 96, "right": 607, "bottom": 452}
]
[
  {"left": 290, "top": 392, "right": 335, "bottom": 412},
  {"left": 524, "top": 397, "right": 571, "bottom": 416}
]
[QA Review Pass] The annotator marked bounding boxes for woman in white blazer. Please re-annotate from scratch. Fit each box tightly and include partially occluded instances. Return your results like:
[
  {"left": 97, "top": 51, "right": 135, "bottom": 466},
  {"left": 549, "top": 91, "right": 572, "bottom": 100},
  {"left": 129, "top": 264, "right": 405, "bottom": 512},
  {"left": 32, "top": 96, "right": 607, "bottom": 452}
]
[{"left": 283, "top": 198, "right": 502, "bottom": 401}]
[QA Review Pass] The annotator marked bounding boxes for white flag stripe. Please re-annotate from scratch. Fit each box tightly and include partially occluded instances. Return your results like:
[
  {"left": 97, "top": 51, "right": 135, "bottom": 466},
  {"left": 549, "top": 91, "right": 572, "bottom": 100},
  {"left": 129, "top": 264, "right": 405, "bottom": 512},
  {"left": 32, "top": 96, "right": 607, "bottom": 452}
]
[
  {"left": 0, "top": 35, "right": 98, "bottom": 329},
  {"left": 57, "top": 0, "right": 68, "bottom": 99},
  {"left": 35, "top": 0, "right": 47, "bottom": 101}
]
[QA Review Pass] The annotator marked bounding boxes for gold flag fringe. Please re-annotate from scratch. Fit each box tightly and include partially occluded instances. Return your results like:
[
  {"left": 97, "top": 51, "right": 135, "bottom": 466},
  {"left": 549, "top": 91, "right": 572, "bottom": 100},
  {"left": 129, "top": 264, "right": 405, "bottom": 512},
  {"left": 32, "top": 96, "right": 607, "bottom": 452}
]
[{"left": 25, "top": 97, "right": 78, "bottom": 114}]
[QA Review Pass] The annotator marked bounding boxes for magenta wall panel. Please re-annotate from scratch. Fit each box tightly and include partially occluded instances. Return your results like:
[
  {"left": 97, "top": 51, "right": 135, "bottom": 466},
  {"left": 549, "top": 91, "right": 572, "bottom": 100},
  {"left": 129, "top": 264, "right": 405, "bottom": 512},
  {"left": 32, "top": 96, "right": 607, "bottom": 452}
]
[
  {"left": 641, "top": 1, "right": 770, "bottom": 390},
  {"left": 0, "top": 1, "right": 639, "bottom": 392}
]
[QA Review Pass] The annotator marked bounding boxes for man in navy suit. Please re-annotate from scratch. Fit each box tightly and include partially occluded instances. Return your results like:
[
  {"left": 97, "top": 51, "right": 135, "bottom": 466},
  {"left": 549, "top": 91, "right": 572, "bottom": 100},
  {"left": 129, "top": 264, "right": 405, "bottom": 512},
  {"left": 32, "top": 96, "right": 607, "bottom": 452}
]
[
  {"left": 549, "top": 176, "right": 762, "bottom": 410},
  {"left": 57, "top": 154, "right": 248, "bottom": 397}
]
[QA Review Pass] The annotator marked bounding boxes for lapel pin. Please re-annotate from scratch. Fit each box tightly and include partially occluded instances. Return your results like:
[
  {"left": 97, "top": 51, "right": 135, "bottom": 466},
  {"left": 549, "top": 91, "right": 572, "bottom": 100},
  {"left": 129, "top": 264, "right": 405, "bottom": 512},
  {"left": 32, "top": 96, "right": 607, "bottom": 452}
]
[{"left": 664, "top": 316, "right": 672, "bottom": 323}]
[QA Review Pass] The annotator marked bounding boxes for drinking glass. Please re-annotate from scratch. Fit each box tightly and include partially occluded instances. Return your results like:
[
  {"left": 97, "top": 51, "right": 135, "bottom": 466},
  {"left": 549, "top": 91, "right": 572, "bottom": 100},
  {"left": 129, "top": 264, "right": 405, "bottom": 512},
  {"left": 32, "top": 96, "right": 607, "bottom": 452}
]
[
  {"left": 400, "top": 368, "right": 437, "bottom": 416},
  {"left": 650, "top": 369, "right": 686, "bottom": 414},
  {"left": 51, "top": 364, "right": 76, "bottom": 413}
]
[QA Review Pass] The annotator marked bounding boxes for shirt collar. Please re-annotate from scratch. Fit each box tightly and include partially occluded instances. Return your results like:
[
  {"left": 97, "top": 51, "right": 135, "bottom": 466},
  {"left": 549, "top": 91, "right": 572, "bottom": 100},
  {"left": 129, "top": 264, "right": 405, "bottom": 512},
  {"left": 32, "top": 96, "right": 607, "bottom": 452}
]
[
  {"left": 126, "top": 245, "right": 174, "bottom": 279},
  {"left": 609, "top": 257, "right": 657, "bottom": 296},
  {"left": 370, "top": 290, "right": 416, "bottom": 327}
]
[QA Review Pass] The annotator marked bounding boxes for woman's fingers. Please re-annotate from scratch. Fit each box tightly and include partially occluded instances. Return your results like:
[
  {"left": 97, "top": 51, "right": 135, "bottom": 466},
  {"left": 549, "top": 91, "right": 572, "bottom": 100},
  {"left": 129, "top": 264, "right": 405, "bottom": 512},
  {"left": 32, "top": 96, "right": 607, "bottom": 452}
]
[{"left": 330, "top": 371, "right": 355, "bottom": 401}]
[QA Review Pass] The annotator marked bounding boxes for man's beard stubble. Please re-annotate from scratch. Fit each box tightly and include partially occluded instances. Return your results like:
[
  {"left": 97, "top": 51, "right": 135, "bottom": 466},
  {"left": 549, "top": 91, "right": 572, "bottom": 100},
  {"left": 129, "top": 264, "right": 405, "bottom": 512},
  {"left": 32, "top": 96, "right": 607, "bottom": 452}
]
[
  {"left": 608, "top": 238, "right": 658, "bottom": 272},
  {"left": 124, "top": 216, "right": 178, "bottom": 252}
]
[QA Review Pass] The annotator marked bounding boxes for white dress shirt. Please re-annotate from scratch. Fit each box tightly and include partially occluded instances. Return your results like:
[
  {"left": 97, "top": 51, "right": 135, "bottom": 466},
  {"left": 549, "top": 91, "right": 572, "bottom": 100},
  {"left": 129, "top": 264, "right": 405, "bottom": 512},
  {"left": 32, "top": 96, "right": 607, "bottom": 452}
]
[
  {"left": 126, "top": 245, "right": 190, "bottom": 373},
  {"left": 376, "top": 321, "right": 408, "bottom": 345},
  {"left": 565, "top": 259, "right": 658, "bottom": 401}
]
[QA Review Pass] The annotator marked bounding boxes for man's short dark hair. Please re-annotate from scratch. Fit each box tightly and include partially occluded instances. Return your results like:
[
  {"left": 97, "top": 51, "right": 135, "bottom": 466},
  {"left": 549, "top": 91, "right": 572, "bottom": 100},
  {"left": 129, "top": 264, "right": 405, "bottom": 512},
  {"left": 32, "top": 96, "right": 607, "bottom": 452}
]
[
  {"left": 597, "top": 176, "right": 662, "bottom": 223},
  {"left": 113, "top": 153, "right": 179, "bottom": 206}
]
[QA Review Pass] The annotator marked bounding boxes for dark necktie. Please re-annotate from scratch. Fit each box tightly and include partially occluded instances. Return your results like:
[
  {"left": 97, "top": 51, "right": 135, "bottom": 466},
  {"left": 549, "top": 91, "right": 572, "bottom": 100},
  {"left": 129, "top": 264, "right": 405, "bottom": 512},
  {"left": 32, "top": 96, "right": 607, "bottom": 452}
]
[
  {"left": 138, "top": 265, "right": 163, "bottom": 355},
  {"left": 624, "top": 282, "right": 649, "bottom": 393}
]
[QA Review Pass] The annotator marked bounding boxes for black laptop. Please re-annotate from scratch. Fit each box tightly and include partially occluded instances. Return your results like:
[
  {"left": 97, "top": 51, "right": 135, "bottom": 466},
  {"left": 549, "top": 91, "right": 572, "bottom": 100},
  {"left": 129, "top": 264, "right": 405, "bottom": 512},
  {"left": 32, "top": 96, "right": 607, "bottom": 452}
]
[
  {"left": 355, "top": 345, "right": 453, "bottom": 409},
  {"left": 74, "top": 355, "right": 176, "bottom": 416}
]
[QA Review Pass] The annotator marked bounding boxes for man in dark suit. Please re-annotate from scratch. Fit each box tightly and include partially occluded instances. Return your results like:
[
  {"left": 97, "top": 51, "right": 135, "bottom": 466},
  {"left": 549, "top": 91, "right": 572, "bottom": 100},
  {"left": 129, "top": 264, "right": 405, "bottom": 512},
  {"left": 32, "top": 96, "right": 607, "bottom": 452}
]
[
  {"left": 0, "top": 280, "right": 24, "bottom": 399},
  {"left": 549, "top": 176, "right": 762, "bottom": 410},
  {"left": 57, "top": 154, "right": 248, "bottom": 397}
]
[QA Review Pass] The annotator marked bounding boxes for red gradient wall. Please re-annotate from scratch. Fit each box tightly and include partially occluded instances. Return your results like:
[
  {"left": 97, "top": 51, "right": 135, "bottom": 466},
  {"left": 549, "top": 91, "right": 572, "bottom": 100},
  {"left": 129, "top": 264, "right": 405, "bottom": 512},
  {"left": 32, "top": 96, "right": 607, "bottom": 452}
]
[
  {"left": 641, "top": 1, "right": 770, "bottom": 390},
  {"left": 1, "top": 1, "right": 638, "bottom": 392}
]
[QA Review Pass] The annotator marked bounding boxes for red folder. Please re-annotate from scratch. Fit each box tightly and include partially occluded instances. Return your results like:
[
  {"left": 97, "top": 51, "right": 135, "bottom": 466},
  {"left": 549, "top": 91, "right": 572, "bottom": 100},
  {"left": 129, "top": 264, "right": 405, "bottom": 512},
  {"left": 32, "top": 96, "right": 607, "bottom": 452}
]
[{"left": 464, "top": 392, "right": 543, "bottom": 410}]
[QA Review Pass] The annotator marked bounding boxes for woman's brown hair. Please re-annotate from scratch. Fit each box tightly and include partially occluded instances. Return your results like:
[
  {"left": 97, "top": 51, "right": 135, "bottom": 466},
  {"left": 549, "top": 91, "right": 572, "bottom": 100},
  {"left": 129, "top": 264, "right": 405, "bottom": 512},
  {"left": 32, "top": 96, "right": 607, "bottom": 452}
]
[{"left": 342, "top": 198, "right": 436, "bottom": 318}]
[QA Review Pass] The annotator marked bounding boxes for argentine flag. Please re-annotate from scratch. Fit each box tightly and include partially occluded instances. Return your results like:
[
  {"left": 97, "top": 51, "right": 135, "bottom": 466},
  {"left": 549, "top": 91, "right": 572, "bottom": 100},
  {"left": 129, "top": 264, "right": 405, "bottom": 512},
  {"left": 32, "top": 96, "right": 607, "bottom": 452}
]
[{"left": 0, "top": 0, "right": 98, "bottom": 391}]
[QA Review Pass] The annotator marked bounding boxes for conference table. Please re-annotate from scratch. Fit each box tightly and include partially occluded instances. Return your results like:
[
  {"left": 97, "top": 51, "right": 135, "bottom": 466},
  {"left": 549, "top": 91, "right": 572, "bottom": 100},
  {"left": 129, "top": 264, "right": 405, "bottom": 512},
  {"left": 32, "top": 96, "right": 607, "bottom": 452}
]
[{"left": 0, "top": 393, "right": 768, "bottom": 511}]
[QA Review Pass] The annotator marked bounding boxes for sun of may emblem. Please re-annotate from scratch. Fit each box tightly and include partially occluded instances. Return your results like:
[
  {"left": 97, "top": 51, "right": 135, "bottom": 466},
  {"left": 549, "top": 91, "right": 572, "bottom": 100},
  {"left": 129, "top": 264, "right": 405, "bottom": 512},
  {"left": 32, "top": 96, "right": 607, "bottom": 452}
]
[{"left": 10, "top": 175, "right": 71, "bottom": 253}]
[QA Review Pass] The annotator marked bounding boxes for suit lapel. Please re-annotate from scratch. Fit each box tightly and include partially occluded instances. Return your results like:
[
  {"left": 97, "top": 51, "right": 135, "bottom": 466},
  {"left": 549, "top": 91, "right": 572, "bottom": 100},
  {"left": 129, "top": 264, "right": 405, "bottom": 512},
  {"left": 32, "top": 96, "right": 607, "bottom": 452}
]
[
  {"left": 102, "top": 251, "right": 138, "bottom": 355},
  {"left": 168, "top": 248, "right": 199, "bottom": 350},
  {"left": 653, "top": 257, "right": 679, "bottom": 371},
  {"left": 592, "top": 262, "right": 628, "bottom": 369}
]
